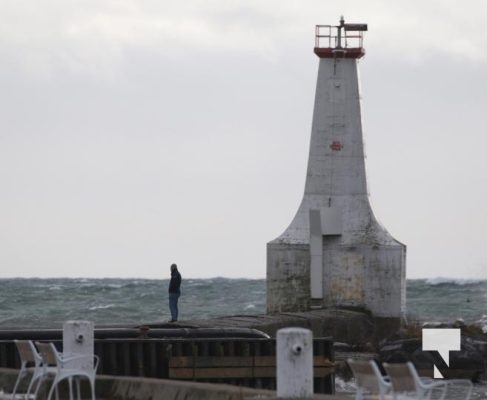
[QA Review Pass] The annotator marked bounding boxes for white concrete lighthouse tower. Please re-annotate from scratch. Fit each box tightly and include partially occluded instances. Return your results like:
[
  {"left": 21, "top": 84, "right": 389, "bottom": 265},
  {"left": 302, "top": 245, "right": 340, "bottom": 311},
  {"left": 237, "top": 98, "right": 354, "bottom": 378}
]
[{"left": 267, "top": 18, "right": 406, "bottom": 318}]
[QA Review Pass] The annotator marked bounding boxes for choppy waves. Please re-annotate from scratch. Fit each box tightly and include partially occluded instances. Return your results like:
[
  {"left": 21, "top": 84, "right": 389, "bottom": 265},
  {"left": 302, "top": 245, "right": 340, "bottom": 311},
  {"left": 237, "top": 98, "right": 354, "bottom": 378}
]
[
  {"left": 0, "top": 277, "right": 485, "bottom": 328},
  {"left": 425, "top": 277, "right": 486, "bottom": 286},
  {"left": 0, "top": 277, "right": 267, "bottom": 328},
  {"left": 406, "top": 278, "right": 487, "bottom": 324}
]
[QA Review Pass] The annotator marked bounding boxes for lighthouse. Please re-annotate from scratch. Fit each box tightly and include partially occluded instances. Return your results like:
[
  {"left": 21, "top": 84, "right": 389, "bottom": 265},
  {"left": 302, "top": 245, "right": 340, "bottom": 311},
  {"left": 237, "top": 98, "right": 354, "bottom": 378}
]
[{"left": 267, "top": 18, "right": 406, "bottom": 318}]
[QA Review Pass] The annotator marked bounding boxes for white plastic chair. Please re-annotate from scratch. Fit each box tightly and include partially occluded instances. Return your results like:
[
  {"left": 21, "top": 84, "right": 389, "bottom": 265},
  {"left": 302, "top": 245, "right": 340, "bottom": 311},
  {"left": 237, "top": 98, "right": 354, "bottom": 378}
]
[
  {"left": 383, "top": 362, "right": 473, "bottom": 400},
  {"left": 10, "top": 340, "right": 44, "bottom": 400},
  {"left": 35, "top": 342, "right": 99, "bottom": 400},
  {"left": 348, "top": 358, "right": 392, "bottom": 400}
]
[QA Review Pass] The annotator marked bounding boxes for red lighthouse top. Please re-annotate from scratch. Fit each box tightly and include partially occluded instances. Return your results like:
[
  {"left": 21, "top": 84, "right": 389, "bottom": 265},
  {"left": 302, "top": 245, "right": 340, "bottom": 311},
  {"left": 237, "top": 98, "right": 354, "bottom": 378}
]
[{"left": 314, "top": 16, "right": 367, "bottom": 59}]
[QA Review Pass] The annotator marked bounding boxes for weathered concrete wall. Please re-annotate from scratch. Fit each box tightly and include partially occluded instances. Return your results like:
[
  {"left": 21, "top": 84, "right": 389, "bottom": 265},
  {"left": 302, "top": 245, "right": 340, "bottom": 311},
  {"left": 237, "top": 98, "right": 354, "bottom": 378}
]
[
  {"left": 267, "top": 54, "right": 406, "bottom": 318},
  {"left": 267, "top": 243, "right": 310, "bottom": 312},
  {"left": 322, "top": 243, "right": 406, "bottom": 316}
]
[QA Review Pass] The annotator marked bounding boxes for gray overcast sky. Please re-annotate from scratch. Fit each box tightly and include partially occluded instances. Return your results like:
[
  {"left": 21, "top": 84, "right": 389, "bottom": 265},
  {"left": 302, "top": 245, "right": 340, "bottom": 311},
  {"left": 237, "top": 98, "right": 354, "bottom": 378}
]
[{"left": 1, "top": 0, "right": 486, "bottom": 279}]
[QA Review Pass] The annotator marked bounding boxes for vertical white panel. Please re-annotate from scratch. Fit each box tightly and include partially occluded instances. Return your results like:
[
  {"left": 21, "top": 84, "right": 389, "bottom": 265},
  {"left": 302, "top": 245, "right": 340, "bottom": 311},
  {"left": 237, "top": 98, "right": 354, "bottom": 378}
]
[{"left": 309, "top": 209, "right": 323, "bottom": 299}]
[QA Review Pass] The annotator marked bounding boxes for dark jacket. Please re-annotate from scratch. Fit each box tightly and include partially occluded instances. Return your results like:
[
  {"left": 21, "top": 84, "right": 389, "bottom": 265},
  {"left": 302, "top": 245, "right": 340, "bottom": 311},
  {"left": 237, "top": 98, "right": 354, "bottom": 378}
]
[{"left": 169, "top": 270, "right": 182, "bottom": 294}]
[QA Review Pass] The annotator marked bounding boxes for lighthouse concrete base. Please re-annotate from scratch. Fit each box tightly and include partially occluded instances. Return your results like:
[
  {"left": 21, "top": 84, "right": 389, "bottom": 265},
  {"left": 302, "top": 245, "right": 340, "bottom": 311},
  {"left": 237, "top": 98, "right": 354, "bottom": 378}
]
[{"left": 267, "top": 241, "right": 406, "bottom": 317}]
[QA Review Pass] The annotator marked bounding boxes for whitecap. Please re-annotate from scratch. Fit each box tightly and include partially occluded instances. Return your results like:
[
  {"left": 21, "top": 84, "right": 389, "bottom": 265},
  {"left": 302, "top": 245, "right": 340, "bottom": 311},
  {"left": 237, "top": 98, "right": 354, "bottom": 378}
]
[
  {"left": 88, "top": 304, "right": 115, "bottom": 311},
  {"left": 425, "top": 277, "right": 481, "bottom": 286},
  {"left": 476, "top": 315, "right": 487, "bottom": 333},
  {"left": 244, "top": 304, "right": 256, "bottom": 310}
]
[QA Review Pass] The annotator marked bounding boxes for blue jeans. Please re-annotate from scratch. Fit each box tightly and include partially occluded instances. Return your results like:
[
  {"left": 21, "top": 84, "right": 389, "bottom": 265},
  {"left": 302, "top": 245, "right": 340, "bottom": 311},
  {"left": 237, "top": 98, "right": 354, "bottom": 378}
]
[{"left": 169, "top": 292, "right": 180, "bottom": 321}]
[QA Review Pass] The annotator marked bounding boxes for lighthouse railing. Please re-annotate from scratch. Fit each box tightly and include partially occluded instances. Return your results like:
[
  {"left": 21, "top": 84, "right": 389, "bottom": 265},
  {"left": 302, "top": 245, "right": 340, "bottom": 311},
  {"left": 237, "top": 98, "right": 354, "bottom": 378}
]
[{"left": 315, "top": 24, "right": 364, "bottom": 50}]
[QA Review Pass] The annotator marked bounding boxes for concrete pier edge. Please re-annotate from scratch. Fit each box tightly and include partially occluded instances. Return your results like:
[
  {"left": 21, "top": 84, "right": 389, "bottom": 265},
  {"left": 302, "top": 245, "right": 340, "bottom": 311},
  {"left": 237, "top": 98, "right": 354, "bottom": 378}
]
[
  {"left": 0, "top": 368, "right": 353, "bottom": 400},
  {"left": 166, "top": 308, "right": 401, "bottom": 346}
]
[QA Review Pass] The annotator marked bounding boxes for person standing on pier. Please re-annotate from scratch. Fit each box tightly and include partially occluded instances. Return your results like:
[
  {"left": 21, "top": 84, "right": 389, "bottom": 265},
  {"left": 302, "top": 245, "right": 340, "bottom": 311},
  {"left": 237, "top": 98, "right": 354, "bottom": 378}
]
[{"left": 168, "top": 263, "right": 182, "bottom": 322}]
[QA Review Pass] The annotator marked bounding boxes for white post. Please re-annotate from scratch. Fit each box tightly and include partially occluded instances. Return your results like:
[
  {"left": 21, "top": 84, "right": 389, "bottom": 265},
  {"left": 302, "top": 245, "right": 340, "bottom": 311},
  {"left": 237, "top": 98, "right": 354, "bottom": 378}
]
[
  {"left": 276, "top": 327, "right": 313, "bottom": 399},
  {"left": 63, "top": 320, "right": 94, "bottom": 371}
]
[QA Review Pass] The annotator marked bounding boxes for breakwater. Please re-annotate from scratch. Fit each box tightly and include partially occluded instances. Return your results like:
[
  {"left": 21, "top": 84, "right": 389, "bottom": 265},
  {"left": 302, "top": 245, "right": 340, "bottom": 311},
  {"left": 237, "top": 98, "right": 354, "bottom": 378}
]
[
  {"left": 0, "top": 323, "right": 335, "bottom": 394},
  {"left": 1, "top": 310, "right": 486, "bottom": 398}
]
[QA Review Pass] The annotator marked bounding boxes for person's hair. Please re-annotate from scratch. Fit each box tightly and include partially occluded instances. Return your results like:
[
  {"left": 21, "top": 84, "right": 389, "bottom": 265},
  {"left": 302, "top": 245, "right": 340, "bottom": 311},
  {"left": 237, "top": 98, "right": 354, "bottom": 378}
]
[{"left": 170, "top": 263, "right": 177, "bottom": 271}]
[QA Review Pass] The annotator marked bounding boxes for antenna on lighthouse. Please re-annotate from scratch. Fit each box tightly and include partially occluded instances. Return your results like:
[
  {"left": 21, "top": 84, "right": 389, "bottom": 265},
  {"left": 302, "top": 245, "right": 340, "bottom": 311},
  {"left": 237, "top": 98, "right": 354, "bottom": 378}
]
[{"left": 336, "top": 15, "right": 345, "bottom": 48}]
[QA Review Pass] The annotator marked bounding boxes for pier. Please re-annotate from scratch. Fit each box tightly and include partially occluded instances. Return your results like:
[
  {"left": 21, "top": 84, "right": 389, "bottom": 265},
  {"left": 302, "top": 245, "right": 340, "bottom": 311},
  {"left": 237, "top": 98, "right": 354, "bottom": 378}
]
[
  {"left": 0, "top": 309, "right": 400, "bottom": 397},
  {"left": 0, "top": 314, "right": 343, "bottom": 395},
  {"left": 169, "top": 308, "right": 399, "bottom": 343}
]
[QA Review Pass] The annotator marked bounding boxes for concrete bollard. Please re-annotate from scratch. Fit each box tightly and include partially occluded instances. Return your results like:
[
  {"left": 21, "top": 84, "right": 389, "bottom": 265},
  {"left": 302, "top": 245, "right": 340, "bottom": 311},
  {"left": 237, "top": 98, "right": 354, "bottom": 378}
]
[
  {"left": 63, "top": 320, "right": 94, "bottom": 371},
  {"left": 276, "top": 327, "right": 313, "bottom": 399}
]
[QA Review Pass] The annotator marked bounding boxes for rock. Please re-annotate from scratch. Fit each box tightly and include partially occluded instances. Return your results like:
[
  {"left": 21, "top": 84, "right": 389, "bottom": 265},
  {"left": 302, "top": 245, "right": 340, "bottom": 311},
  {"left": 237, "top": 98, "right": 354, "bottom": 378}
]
[
  {"left": 467, "top": 338, "right": 487, "bottom": 357},
  {"left": 379, "top": 336, "right": 486, "bottom": 380},
  {"left": 475, "top": 315, "right": 487, "bottom": 334},
  {"left": 422, "top": 321, "right": 449, "bottom": 328},
  {"left": 453, "top": 318, "right": 466, "bottom": 328}
]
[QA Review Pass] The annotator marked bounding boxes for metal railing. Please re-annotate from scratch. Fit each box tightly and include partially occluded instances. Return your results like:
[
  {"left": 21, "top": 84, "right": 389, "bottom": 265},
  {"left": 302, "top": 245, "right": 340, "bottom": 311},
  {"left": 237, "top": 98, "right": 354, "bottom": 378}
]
[{"left": 315, "top": 24, "right": 364, "bottom": 50}]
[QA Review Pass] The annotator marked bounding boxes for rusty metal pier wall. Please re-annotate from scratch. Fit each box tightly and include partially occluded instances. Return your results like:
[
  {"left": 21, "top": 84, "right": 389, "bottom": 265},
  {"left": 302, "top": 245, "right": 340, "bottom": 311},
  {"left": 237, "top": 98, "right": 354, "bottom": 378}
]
[{"left": 0, "top": 330, "right": 334, "bottom": 394}]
